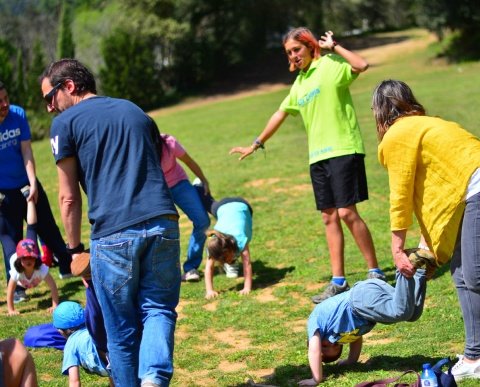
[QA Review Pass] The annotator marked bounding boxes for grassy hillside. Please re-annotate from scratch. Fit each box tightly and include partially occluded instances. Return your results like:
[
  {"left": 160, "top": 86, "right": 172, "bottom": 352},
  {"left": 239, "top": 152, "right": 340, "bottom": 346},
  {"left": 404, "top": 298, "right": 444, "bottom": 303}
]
[{"left": 2, "top": 29, "right": 480, "bottom": 386}]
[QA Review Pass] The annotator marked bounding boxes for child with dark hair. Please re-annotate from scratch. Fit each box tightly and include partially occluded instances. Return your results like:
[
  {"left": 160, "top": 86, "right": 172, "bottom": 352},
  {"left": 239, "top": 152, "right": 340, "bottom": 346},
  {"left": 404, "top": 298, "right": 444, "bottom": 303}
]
[
  {"left": 3, "top": 187, "right": 59, "bottom": 315},
  {"left": 298, "top": 250, "right": 434, "bottom": 385},
  {"left": 192, "top": 181, "right": 254, "bottom": 299},
  {"left": 53, "top": 301, "right": 113, "bottom": 386}
]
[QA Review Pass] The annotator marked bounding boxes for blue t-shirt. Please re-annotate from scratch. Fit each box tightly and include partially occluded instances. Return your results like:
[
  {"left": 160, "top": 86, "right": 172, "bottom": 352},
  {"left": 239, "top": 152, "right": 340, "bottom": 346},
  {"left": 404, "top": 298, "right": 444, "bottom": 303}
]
[
  {"left": 307, "top": 290, "right": 375, "bottom": 345},
  {"left": 0, "top": 105, "right": 31, "bottom": 189},
  {"left": 62, "top": 328, "right": 108, "bottom": 377},
  {"left": 50, "top": 96, "right": 177, "bottom": 238},
  {"left": 214, "top": 202, "right": 252, "bottom": 254}
]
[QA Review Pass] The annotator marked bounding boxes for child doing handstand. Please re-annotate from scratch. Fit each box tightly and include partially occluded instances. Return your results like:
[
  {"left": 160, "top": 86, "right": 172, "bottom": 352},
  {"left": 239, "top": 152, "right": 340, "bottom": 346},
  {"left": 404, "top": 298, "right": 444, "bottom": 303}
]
[
  {"left": 2, "top": 188, "right": 59, "bottom": 315},
  {"left": 193, "top": 182, "right": 253, "bottom": 299},
  {"left": 298, "top": 249, "right": 435, "bottom": 386}
]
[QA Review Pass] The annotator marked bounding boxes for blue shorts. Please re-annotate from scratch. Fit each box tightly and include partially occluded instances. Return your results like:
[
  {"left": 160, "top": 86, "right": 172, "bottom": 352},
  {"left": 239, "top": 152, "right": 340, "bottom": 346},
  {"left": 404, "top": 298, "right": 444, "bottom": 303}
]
[{"left": 309, "top": 154, "right": 368, "bottom": 210}]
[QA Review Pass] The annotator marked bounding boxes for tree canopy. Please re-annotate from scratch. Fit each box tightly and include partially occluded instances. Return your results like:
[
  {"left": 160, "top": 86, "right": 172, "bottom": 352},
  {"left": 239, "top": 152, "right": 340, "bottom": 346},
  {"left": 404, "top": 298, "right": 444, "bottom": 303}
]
[{"left": 0, "top": 0, "right": 478, "bottom": 137}]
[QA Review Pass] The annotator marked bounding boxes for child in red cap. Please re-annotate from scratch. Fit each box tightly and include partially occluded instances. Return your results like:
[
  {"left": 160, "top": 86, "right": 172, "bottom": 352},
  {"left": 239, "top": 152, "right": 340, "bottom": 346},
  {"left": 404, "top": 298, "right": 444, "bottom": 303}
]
[{"left": 3, "top": 188, "right": 59, "bottom": 315}]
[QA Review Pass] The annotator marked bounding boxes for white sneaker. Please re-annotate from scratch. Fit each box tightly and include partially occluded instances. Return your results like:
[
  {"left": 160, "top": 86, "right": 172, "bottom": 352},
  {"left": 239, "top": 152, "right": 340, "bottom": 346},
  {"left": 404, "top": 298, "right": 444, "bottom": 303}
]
[
  {"left": 451, "top": 354, "right": 480, "bottom": 380},
  {"left": 181, "top": 269, "right": 200, "bottom": 282},
  {"left": 223, "top": 262, "right": 239, "bottom": 278}
]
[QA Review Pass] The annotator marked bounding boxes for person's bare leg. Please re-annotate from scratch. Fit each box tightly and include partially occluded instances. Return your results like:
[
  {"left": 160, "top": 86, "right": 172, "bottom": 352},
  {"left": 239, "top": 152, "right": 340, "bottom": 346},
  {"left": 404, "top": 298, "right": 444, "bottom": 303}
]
[
  {"left": 0, "top": 338, "right": 38, "bottom": 387},
  {"left": 338, "top": 205, "right": 379, "bottom": 269},
  {"left": 321, "top": 208, "right": 345, "bottom": 277}
]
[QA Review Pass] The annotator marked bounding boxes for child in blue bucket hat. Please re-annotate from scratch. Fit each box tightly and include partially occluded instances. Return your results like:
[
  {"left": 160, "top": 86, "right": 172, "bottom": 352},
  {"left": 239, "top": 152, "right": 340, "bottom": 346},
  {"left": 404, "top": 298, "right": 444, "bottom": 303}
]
[{"left": 53, "top": 301, "right": 113, "bottom": 385}]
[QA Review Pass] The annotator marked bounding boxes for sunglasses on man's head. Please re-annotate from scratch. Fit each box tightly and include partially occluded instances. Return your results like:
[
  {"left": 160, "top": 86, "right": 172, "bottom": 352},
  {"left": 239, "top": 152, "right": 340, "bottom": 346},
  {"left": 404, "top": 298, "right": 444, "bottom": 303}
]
[{"left": 43, "top": 82, "right": 63, "bottom": 105}]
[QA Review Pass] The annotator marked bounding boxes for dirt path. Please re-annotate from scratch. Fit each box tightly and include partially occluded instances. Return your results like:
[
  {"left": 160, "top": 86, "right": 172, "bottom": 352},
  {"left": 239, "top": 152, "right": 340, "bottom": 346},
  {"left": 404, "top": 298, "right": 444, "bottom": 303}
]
[
  {"left": 149, "top": 29, "right": 435, "bottom": 117},
  {"left": 149, "top": 82, "right": 290, "bottom": 117}
]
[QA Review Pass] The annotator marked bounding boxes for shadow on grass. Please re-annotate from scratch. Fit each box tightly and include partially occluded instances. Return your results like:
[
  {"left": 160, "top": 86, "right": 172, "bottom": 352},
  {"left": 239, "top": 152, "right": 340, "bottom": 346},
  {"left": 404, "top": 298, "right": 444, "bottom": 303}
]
[
  {"left": 0, "top": 278, "right": 85, "bottom": 310},
  {"left": 230, "top": 354, "right": 447, "bottom": 386},
  {"left": 31, "top": 277, "right": 86, "bottom": 305},
  {"left": 249, "top": 260, "right": 295, "bottom": 291}
]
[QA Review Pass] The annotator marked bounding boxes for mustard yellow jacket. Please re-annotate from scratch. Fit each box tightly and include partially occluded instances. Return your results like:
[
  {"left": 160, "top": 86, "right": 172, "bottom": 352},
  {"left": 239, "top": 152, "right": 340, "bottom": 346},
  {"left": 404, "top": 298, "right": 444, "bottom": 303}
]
[{"left": 378, "top": 116, "right": 480, "bottom": 264}]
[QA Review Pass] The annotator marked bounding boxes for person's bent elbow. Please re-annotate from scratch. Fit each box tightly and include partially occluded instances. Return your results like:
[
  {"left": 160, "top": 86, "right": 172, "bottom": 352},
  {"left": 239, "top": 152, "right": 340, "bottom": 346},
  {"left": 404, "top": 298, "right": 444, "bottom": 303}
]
[{"left": 353, "top": 61, "right": 369, "bottom": 73}]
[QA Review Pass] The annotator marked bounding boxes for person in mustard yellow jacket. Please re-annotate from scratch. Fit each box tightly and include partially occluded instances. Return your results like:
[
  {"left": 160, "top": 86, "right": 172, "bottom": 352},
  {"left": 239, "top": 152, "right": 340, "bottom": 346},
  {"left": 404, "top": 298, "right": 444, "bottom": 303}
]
[{"left": 372, "top": 79, "right": 480, "bottom": 381}]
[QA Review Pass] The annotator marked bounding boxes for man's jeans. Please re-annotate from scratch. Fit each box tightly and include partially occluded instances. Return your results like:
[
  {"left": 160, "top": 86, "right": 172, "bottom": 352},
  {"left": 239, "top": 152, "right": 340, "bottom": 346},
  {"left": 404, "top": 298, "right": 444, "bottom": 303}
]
[
  {"left": 91, "top": 216, "right": 181, "bottom": 386},
  {"left": 451, "top": 191, "right": 480, "bottom": 360},
  {"left": 170, "top": 180, "right": 210, "bottom": 273}
]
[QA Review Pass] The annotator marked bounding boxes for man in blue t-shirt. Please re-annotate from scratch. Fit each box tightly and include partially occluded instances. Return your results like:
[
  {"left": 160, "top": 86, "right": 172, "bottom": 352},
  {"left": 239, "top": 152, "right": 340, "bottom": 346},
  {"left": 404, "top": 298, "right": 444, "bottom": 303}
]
[
  {"left": 41, "top": 59, "right": 181, "bottom": 387},
  {"left": 0, "top": 81, "right": 72, "bottom": 297}
]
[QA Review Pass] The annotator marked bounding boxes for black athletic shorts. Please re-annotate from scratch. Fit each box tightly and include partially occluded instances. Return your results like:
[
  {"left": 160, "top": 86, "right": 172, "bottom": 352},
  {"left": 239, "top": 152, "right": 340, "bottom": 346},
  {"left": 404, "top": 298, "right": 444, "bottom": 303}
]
[{"left": 309, "top": 154, "right": 368, "bottom": 210}]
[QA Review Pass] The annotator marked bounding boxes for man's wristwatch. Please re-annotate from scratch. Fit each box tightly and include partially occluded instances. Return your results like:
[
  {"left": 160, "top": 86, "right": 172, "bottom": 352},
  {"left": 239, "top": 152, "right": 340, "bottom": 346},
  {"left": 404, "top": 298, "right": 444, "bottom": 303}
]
[{"left": 66, "top": 242, "right": 85, "bottom": 254}]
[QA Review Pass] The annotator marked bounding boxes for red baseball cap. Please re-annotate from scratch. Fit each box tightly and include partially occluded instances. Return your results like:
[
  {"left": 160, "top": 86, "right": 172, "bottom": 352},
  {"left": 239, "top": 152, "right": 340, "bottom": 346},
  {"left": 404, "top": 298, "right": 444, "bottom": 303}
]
[{"left": 16, "top": 239, "right": 39, "bottom": 259}]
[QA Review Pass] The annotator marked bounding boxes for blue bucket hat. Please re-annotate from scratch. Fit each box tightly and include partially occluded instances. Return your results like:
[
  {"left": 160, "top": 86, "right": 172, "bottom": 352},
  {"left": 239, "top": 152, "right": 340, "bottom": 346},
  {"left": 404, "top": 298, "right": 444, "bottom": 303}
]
[{"left": 53, "top": 301, "right": 85, "bottom": 330}]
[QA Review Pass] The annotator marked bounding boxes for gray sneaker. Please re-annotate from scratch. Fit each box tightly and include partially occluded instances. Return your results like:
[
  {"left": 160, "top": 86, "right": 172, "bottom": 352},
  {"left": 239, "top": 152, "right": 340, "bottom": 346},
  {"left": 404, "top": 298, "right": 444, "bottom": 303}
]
[
  {"left": 181, "top": 269, "right": 200, "bottom": 282},
  {"left": 405, "top": 248, "right": 437, "bottom": 279},
  {"left": 367, "top": 270, "right": 386, "bottom": 280},
  {"left": 14, "top": 289, "right": 28, "bottom": 304},
  {"left": 311, "top": 282, "right": 350, "bottom": 304}
]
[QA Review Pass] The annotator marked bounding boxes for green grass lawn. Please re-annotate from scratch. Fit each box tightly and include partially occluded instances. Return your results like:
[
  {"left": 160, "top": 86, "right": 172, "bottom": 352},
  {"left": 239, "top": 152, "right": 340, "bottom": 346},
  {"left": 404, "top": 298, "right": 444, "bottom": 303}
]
[{"left": 2, "top": 28, "right": 480, "bottom": 386}]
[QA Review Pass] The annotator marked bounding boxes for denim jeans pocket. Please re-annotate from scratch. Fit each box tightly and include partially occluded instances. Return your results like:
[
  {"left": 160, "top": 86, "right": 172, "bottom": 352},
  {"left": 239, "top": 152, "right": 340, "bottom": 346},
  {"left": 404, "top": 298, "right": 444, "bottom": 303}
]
[
  {"left": 95, "top": 239, "right": 133, "bottom": 295},
  {"left": 151, "top": 234, "right": 181, "bottom": 289}
]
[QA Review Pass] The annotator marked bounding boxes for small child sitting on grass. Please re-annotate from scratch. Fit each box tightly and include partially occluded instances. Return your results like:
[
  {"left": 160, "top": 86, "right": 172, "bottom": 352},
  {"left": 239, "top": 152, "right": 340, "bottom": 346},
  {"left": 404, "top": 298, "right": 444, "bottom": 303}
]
[
  {"left": 2, "top": 187, "right": 59, "bottom": 315},
  {"left": 193, "top": 180, "right": 253, "bottom": 299},
  {"left": 53, "top": 301, "right": 113, "bottom": 386},
  {"left": 298, "top": 249, "right": 435, "bottom": 386}
]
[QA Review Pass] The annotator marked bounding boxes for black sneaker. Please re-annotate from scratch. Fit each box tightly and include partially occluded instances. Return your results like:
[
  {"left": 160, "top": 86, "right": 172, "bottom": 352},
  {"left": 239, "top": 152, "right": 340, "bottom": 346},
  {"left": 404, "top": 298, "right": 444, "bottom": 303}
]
[{"left": 311, "top": 281, "right": 350, "bottom": 304}]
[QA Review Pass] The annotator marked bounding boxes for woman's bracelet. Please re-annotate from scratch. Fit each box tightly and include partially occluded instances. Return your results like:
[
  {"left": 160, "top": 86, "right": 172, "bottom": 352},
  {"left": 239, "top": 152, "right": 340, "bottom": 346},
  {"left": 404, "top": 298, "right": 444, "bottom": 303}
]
[{"left": 331, "top": 40, "right": 338, "bottom": 51}]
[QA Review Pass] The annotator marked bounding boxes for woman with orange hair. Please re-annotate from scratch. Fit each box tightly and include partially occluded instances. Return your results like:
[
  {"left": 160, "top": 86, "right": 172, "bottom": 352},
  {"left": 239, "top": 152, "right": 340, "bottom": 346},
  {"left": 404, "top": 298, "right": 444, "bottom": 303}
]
[{"left": 231, "top": 28, "right": 384, "bottom": 303}]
